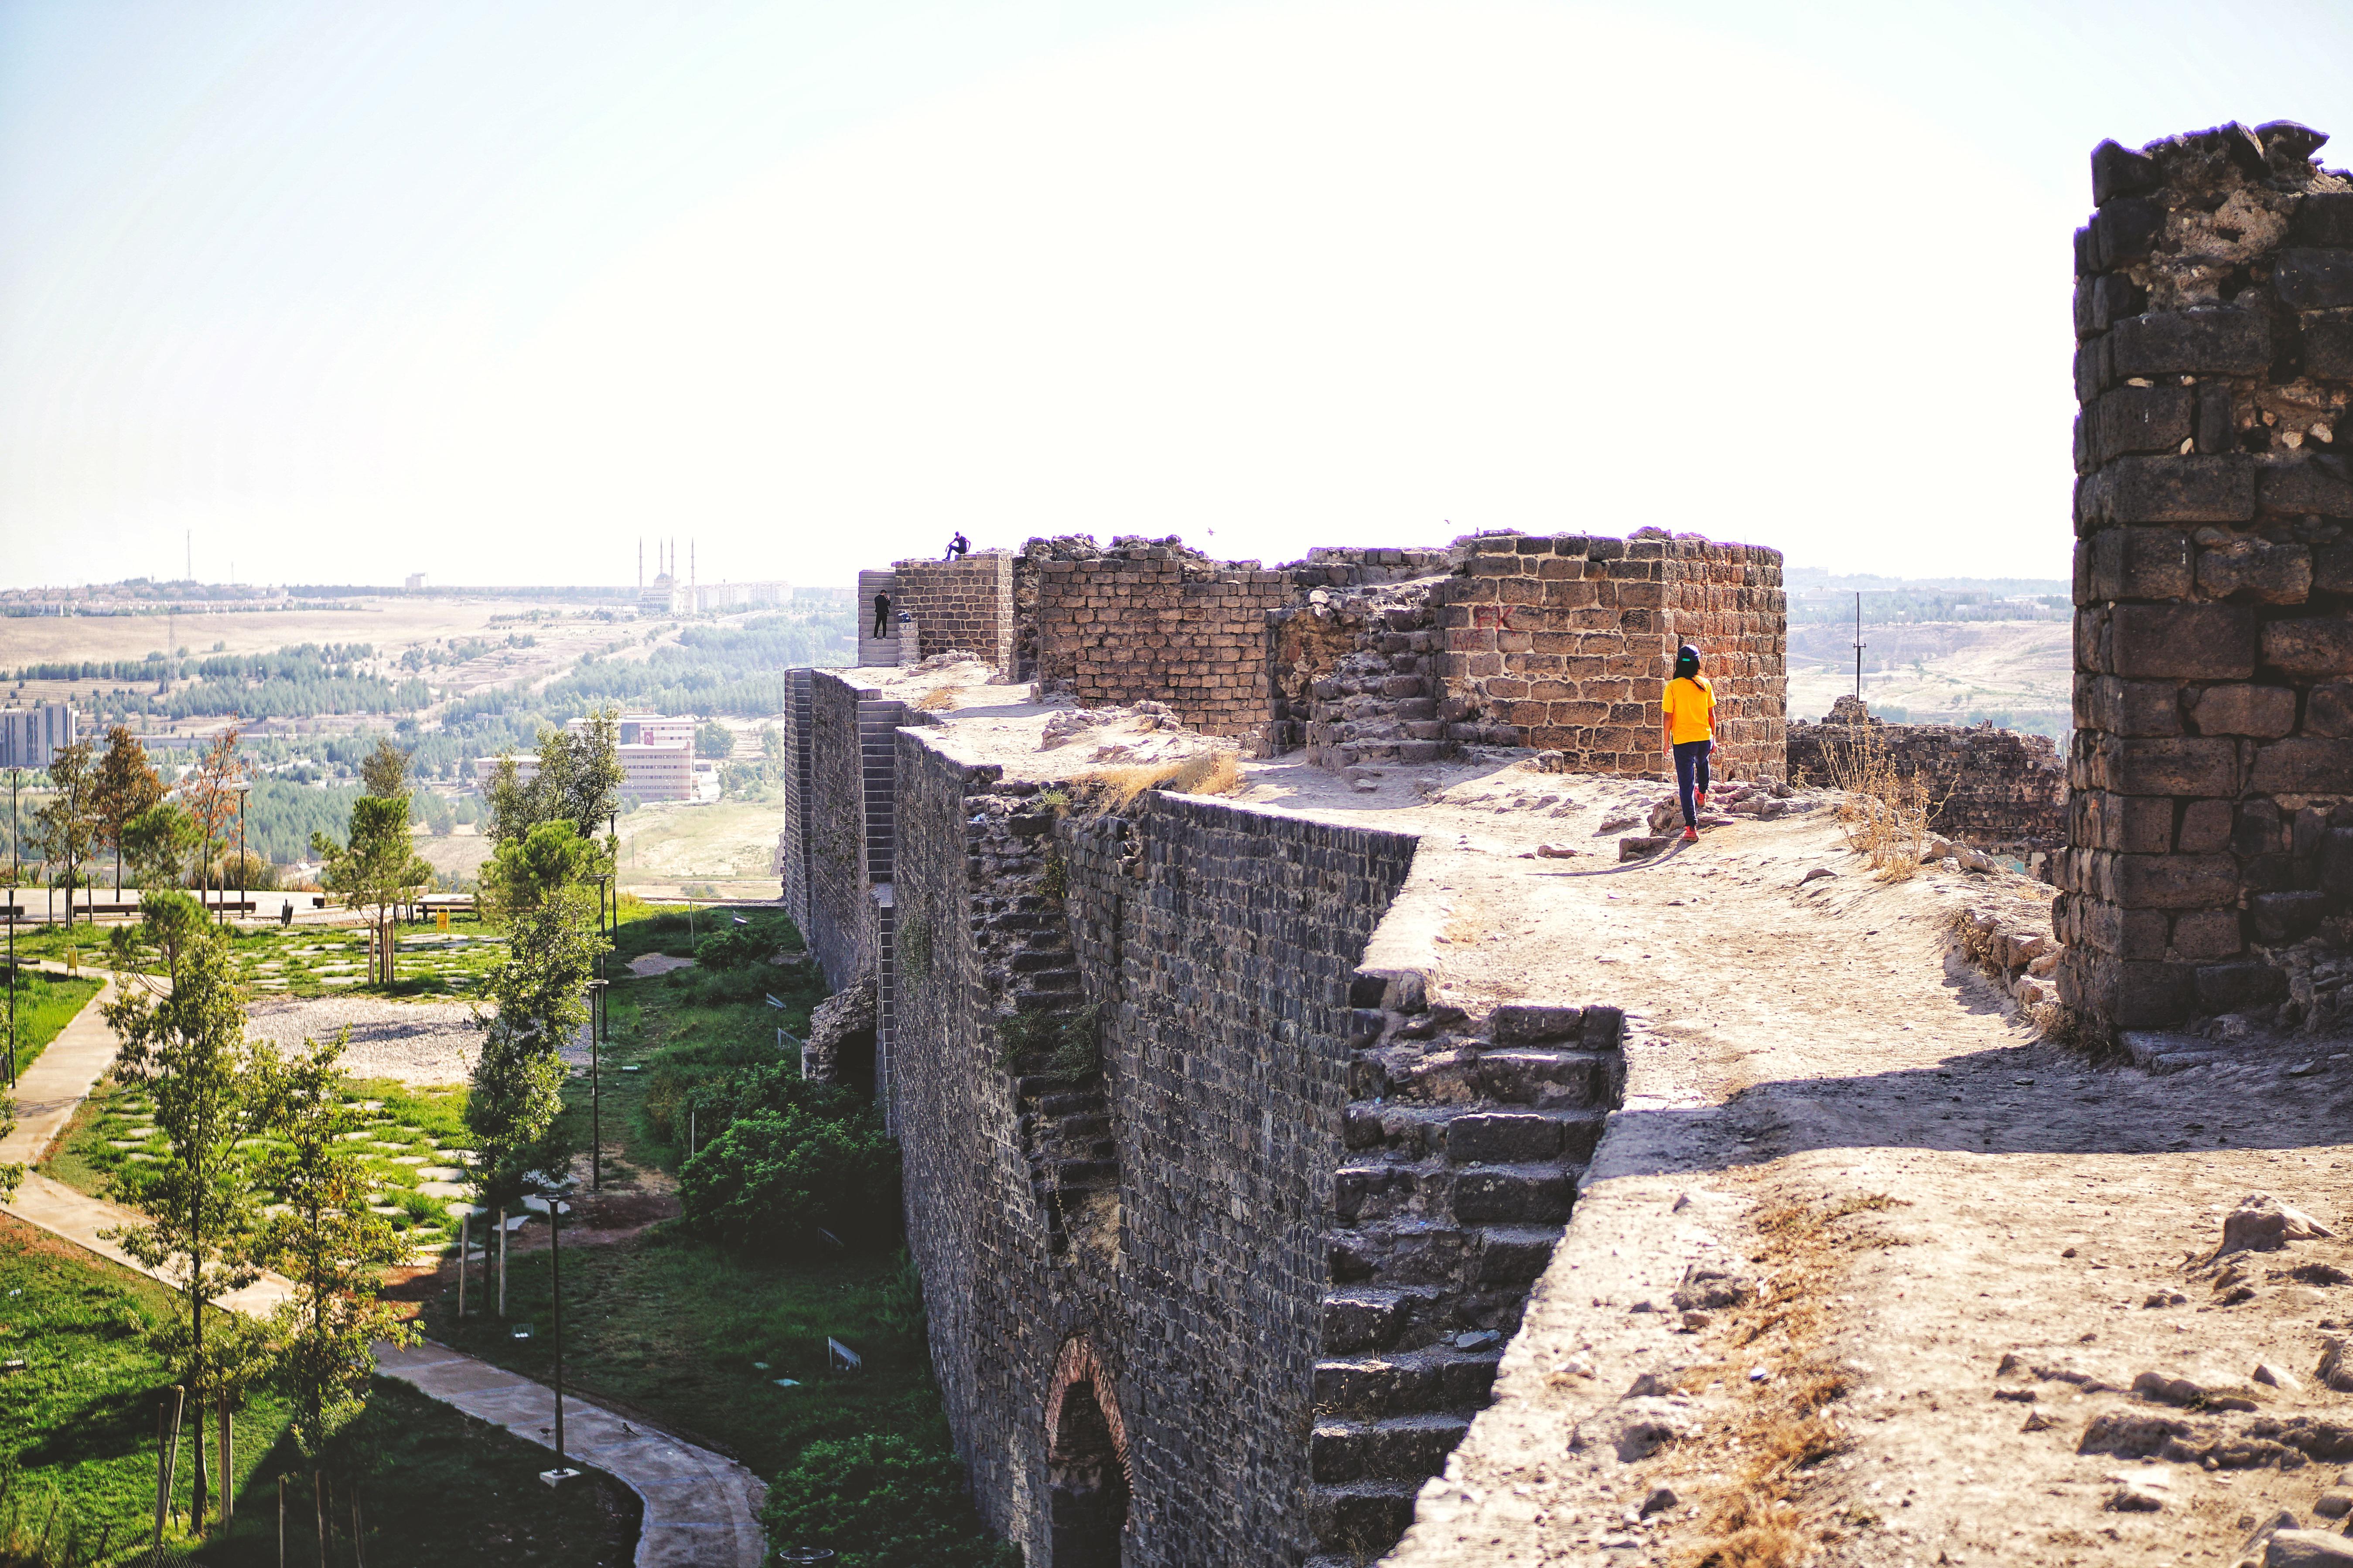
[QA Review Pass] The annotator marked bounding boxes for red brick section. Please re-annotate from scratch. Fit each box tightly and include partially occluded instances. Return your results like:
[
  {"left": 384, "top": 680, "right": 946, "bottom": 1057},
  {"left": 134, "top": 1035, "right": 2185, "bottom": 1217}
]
[
  {"left": 1433, "top": 531, "right": 1786, "bottom": 781},
  {"left": 1032, "top": 546, "right": 1294, "bottom": 738},
  {"left": 894, "top": 554, "right": 1017, "bottom": 676},
  {"left": 2061, "top": 122, "right": 2353, "bottom": 1034}
]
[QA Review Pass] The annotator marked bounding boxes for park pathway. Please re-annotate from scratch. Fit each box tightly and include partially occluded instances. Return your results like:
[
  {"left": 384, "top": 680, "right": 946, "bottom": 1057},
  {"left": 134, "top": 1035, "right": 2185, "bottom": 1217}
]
[{"left": 0, "top": 968, "right": 766, "bottom": 1567}]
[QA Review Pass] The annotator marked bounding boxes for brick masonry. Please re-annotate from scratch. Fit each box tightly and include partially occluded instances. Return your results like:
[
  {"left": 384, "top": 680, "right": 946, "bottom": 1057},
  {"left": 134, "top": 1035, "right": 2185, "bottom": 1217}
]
[
  {"left": 1435, "top": 529, "right": 1787, "bottom": 781},
  {"left": 1786, "top": 700, "right": 2067, "bottom": 845},
  {"left": 2061, "top": 121, "right": 2353, "bottom": 1032},
  {"left": 1032, "top": 545, "right": 1297, "bottom": 739},
  {"left": 894, "top": 553, "right": 1018, "bottom": 676}
]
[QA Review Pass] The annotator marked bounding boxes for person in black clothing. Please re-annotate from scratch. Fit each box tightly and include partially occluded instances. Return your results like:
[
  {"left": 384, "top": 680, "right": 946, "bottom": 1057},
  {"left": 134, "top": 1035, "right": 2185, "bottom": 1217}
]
[
  {"left": 872, "top": 591, "right": 892, "bottom": 638},
  {"left": 943, "top": 531, "right": 970, "bottom": 562}
]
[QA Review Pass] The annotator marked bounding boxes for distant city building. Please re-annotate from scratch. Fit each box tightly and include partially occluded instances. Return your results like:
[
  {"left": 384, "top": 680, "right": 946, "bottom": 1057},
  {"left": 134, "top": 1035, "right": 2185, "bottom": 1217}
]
[
  {"left": 567, "top": 713, "right": 697, "bottom": 748},
  {"left": 633, "top": 535, "right": 784, "bottom": 613},
  {"left": 474, "top": 736, "right": 697, "bottom": 802},
  {"left": 0, "top": 703, "right": 76, "bottom": 770},
  {"left": 405, "top": 572, "right": 427, "bottom": 591}
]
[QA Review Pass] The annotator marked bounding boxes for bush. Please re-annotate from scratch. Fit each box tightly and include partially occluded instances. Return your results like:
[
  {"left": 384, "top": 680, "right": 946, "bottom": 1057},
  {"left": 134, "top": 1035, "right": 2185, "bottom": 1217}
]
[
  {"left": 676, "top": 1106, "right": 900, "bottom": 1253},
  {"left": 761, "top": 1434, "right": 1018, "bottom": 1568}
]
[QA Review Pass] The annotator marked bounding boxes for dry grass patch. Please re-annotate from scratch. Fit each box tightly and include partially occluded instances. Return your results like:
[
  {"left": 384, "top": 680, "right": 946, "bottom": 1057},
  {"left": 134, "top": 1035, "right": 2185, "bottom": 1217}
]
[
  {"left": 1810, "top": 726, "right": 1947, "bottom": 882},
  {"left": 914, "top": 685, "right": 960, "bottom": 712},
  {"left": 1080, "top": 750, "right": 1241, "bottom": 808},
  {"left": 1680, "top": 1193, "right": 1897, "bottom": 1568}
]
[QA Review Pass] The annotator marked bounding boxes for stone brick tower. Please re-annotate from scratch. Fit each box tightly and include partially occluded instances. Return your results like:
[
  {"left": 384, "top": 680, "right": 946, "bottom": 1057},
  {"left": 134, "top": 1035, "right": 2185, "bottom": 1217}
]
[{"left": 2061, "top": 120, "right": 2353, "bottom": 1032}]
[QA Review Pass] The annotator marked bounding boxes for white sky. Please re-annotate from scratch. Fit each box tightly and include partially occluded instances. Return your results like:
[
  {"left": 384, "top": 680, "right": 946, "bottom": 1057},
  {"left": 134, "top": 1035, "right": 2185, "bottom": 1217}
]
[{"left": 3, "top": 0, "right": 2350, "bottom": 590}]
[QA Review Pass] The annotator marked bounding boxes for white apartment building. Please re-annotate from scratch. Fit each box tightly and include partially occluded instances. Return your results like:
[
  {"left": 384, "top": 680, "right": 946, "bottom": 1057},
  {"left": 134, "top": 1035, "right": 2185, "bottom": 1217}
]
[
  {"left": 0, "top": 703, "right": 76, "bottom": 770},
  {"left": 475, "top": 739, "right": 697, "bottom": 803},
  {"left": 567, "top": 713, "right": 697, "bottom": 749}
]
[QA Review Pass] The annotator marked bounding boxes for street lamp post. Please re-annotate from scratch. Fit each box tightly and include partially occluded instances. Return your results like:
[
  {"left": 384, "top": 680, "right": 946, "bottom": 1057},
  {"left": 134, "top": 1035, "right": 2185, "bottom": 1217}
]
[
  {"left": 587, "top": 977, "right": 606, "bottom": 1192},
  {"left": 231, "top": 781, "right": 250, "bottom": 925}
]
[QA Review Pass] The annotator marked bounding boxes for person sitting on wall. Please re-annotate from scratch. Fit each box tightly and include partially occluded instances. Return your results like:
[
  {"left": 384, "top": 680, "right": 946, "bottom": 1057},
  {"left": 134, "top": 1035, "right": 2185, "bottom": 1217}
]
[
  {"left": 872, "top": 590, "right": 892, "bottom": 638},
  {"left": 943, "top": 530, "right": 970, "bottom": 562},
  {"left": 1662, "top": 642, "right": 1716, "bottom": 845}
]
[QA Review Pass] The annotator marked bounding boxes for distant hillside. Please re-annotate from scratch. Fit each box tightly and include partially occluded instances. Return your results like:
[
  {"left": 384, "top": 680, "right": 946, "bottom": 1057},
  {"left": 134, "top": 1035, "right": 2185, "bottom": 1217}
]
[{"left": 1783, "top": 564, "right": 2069, "bottom": 627}]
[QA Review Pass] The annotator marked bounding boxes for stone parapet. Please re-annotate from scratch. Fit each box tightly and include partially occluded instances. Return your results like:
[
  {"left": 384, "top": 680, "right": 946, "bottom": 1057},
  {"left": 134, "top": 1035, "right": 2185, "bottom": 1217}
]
[
  {"left": 2061, "top": 121, "right": 2353, "bottom": 1032},
  {"left": 1786, "top": 708, "right": 2066, "bottom": 845},
  {"left": 893, "top": 552, "right": 1016, "bottom": 677}
]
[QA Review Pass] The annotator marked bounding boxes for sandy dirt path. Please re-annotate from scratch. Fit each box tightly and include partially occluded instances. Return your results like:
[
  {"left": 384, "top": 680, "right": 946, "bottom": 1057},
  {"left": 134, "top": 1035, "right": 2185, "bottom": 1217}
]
[{"left": 1215, "top": 759, "right": 2353, "bottom": 1568}]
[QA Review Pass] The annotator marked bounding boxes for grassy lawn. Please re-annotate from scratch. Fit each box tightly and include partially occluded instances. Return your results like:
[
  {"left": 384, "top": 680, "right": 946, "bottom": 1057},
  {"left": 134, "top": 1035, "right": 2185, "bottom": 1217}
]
[
  {"left": 0, "top": 918, "right": 508, "bottom": 1000},
  {"left": 0, "top": 1213, "right": 629, "bottom": 1566},
  {"left": 46, "top": 1079, "right": 477, "bottom": 1265},
  {"left": 1, "top": 971, "right": 103, "bottom": 1079}
]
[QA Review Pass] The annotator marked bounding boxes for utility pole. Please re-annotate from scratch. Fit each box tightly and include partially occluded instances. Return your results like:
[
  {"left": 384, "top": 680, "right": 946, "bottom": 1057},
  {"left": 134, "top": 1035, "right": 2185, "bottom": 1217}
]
[
  {"left": 1852, "top": 592, "right": 1866, "bottom": 704},
  {"left": 551, "top": 1194, "right": 567, "bottom": 1469}
]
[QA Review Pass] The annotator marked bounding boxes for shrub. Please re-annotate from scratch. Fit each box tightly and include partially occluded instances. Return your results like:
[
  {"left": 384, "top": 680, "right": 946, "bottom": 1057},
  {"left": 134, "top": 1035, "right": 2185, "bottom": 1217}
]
[
  {"left": 762, "top": 1434, "right": 1018, "bottom": 1568},
  {"left": 677, "top": 1106, "right": 900, "bottom": 1253}
]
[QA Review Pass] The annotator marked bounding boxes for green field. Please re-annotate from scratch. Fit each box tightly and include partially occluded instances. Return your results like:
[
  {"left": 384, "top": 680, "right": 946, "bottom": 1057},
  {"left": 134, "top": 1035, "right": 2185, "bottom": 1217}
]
[
  {"left": 1, "top": 972, "right": 103, "bottom": 1080},
  {"left": 0, "top": 1213, "right": 628, "bottom": 1566}
]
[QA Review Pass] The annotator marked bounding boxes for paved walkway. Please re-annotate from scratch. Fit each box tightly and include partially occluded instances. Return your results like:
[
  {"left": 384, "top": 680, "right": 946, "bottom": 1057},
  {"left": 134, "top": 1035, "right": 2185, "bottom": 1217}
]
[
  {"left": 1, "top": 971, "right": 768, "bottom": 1566},
  {"left": 376, "top": 1341, "right": 769, "bottom": 1568}
]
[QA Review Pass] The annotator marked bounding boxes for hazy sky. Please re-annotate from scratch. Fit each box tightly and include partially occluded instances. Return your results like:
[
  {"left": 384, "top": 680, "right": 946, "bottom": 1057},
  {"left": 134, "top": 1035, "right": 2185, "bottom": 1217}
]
[{"left": 4, "top": 1, "right": 2350, "bottom": 590}]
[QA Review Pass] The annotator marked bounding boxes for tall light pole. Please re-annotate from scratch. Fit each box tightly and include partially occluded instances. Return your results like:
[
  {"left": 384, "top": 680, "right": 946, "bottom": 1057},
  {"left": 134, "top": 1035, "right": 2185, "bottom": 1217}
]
[{"left": 231, "top": 781, "right": 250, "bottom": 923}]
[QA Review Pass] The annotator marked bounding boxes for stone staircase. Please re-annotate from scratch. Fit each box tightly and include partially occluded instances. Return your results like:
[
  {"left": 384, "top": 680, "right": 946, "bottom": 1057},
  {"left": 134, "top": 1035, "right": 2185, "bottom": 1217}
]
[{"left": 1305, "top": 991, "right": 1625, "bottom": 1563}]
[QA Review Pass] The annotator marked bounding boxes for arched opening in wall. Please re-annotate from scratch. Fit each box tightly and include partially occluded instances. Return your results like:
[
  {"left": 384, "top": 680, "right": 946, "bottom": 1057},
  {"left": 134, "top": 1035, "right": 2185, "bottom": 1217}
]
[{"left": 1046, "top": 1336, "right": 1130, "bottom": 1568}]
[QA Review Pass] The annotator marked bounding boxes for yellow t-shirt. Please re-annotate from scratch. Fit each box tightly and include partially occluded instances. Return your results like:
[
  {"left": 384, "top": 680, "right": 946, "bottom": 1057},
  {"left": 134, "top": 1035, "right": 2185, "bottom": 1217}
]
[{"left": 1663, "top": 675, "right": 1715, "bottom": 746}]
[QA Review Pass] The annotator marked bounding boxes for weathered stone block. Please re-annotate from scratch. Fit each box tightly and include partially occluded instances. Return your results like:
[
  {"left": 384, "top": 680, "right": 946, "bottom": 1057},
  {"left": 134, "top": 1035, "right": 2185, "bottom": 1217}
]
[
  {"left": 2092, "top": 527, "right": 2194, "bottom": 600},
  {"left": 2307, "top": 682, "right": 2353, "bottom": 736},
  {"left": 2112, "top": 854, "right": 2240, "bottom": 910},
  {"left": 2095, "top": 385, "right": 2195, "bottom": 461},
  {"left": 2290, "top": 191, "right": 2353, "bottom": 247},
  {"left": 2261, "top": 617, "right": 2353, "bottom": 677},
  {"left": 2197, "top": 539, "right": 2311, "bottom": 603},
  {"left": 2251, "top": 890, "right": 2330, "bottom": 942},
  {"left": 2251, "top": 738, "right": 2353, "bottom": 794},
  {"left": 2306, "top": 320, "right": 2353, "bottom": 381},
  {"left": 2193, "top": 960, "right": 2289, "bottom": 1010},
  {"left": 1489, "top": 1004, "right": 1583, "bottom": 1044},
  {"left": 2171, "top": 908, "right": 2243, "bottom": 960},
  {"left": 2258, "top": 456, "right": 2353, "bottom": 519},
  {"left": 2189, "top": 684, "right": 2297, "bottom": 737},
  {"left": 2095, "top": 455, "right": 2257, "bottom": 524},
  {"left": 2110, "top": 603, "right": 2256, "bottom": 678},
  {"left": 1449, "top": 1167, "right": 1573, "bottom": 1224},
  {"left": 2178, "top": 798, "right": 2235, "bottom": 854},
  {"left": 2273, "top": 248, "right": 2353, "bottom": 309},
  {"left": 2107, "top": 737, "right": 2241, "bottom": 797},
  {"left": 2106, "top": 310, "right": 2271, "bottom": 377},
  {"left": 1445, "top": 1114, "right": 1566, "bottom": 1165}
]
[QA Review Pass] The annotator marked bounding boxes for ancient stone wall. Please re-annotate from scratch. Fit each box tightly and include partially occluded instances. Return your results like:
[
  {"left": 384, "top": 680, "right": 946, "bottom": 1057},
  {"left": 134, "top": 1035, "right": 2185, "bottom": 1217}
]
[
  {"left": 1434, "top": 529, "right": 1787, "bottom": 781},
  {"left": 2061, "top": 121, "right": 2353, "bottom": 1032},
  {"left": 805, "top": 671, "right": 908, "bottom": 994},
  {"left": 1786, "top": 701, "right": 2068, "bottom": 845},
  {"left": 777, "top": 667, "right": 815, "bottom": 922},
  {"left": 1031, "top": 545, "right": 1295, "bottom": 738},
  {"left": 894, "top": 554, "right": 1017, "bottom": 676},
  {"left": 1268, "top": 581, "right": 1450, "bottom": 768}
]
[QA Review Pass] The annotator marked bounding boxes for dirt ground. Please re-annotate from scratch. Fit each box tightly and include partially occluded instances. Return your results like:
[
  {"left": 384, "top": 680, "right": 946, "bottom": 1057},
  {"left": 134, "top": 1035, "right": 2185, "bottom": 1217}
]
[{"left": 1303, "top": 765, "right": 2353, "bottom": 1568}]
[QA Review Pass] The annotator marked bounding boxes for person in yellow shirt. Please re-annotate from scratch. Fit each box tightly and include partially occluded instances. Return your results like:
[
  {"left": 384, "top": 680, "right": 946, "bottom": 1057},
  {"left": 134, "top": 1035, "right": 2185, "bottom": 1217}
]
[{"left": 1661, "top": 643, "right": 1715, "bottom": 844}]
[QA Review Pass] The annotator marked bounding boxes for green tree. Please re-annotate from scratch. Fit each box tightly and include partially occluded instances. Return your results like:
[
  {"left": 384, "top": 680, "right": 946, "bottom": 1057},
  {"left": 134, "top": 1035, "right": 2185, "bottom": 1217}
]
[
  {"left": 359, "top": 735, "right": 410, "bottom": 799},
  {"left": 33, "top": 738, "right": 97, "bottom": 924},
  {"left": 478, "top": 820, "right": 595, "bottom": 920},
  {"left": 91, "top": 725, "right": 163, "bottom": 896},
  {"left": 761, "top": 1434, "right": 1018, "bottom": 1568},
  {"left": 312, "top": 793, "right": 432, "bottom": 986},
  {"left": 467, "top": 878, "right": 604, "bottom": 1219},
  {"left": 694, "top": 719, "right": 734, "bottom": 760},
  {"left": 486, "top": 710, "right": 626, "bottom": 850},
  {"left": 121, "top": 800, "right": 203, "bottom": 891},
  {"left": 254, "top": 1031, "right": 416, "bottom": 1456},
  {"left": 101, "top": 891, "right": 280, "bottom": 1536}
]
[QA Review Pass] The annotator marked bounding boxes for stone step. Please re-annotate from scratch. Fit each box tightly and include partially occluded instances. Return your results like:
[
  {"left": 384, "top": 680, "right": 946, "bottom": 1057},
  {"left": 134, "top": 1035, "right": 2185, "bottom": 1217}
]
[
  {"left": 1328, "top": 1220, "right": 1562, "bottom": 1291},
  {"left": 1306, "top": 1480, "right": 1417, "bottom": 1557},
  {"left": 1333, "top": 1159, "right": 1575, "bottom": 1226},
  {"left": 1311, "top": 1412, "right": 1475, "bottom": 1484},
  {"left": 1318, "top": 1285, "right": 1449, "bottom": 1354},
  {"left": 1342, "top": 1102, "right": 1606, "bottom": 1162},
  {"left": 1313, "top": 1344, "right": 1503, "bottom": 1418}
]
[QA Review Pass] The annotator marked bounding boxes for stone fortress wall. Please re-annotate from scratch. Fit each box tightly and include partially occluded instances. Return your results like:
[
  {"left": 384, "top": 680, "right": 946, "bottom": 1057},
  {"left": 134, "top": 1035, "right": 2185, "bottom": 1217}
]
[
  {"left": 2061, "top": 119, "right": 2353, "bottom": 1032},
  {"left": 783, "top": 681, "right": 1628, "bottom": 1564},
  {"left": 892, "top": 553, "right": 1018, "bottom": 676},
  {"left": 862, "top": 526, "right": 1791, "bottom": 777},
  {"left": 1786, "top": 695, "right": 2069, "bottom": 846}
]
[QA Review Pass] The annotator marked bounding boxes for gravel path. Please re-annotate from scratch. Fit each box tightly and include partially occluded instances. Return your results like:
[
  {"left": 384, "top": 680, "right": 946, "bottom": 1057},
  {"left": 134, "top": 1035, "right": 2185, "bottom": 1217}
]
[{"left": 246, "top": 996, "right": 485, "bottom": 1084}]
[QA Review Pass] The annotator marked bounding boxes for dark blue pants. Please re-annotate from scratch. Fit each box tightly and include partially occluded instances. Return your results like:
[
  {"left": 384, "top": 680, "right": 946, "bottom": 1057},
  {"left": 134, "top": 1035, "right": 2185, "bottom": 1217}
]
[{"left": 1674, "top": 739, "right": 1713, "bottom": 827}]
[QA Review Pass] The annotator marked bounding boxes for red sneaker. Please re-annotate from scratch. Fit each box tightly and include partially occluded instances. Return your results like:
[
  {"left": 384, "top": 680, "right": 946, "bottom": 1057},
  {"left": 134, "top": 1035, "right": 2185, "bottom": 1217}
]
[
  {"left": 1694, "top": 791, "right": 1707, "bottom": 812},
  {"left": 1681, "top": 826, "right": 1699, "bottom": 843}
]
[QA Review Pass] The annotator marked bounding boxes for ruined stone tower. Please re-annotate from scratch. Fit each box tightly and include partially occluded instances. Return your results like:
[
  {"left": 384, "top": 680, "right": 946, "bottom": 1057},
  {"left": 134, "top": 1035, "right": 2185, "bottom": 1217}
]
[{"left": 2062, "top": 121, "right": 2353, "bottom": 1032}]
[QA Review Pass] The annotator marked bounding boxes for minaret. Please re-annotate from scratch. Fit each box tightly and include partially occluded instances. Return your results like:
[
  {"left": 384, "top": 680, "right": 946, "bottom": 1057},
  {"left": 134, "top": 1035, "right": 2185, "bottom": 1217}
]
[{"left": 638, "top": 539, "right": 643, "bottom": 590}]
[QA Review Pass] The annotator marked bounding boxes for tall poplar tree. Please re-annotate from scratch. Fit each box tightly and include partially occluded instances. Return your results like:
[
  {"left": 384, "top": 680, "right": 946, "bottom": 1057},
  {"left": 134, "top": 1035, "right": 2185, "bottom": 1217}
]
[
  {"left": 33, "top": 739, "right": 96, "bottom": 924},
  {"left": 102, "top": 891, "right": 278, "bottom": 1536}
]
